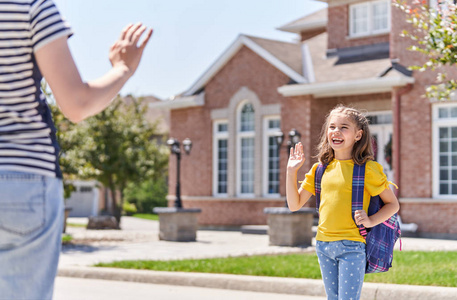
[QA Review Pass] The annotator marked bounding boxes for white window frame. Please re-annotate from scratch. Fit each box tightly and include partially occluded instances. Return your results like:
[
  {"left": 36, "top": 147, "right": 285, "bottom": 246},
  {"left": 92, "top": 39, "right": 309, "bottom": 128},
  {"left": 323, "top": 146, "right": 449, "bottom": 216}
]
[
  {"left": 432, "top": 102, "right": 457, "bottom": 199},
  {"left": 349, "top": 0, "right": 391, "bottom": 38},
  {"left": 213, "top": 120, "right": 229, "bottom": 197},
  {"left": 263, "top": 116, "right": 281, "bottom": 197},
  {"left": 366, "top": 111, "right": 394, "bottom": 181},
  {"left": 236, "top": 101, "right": 255, "bottom": 197}
]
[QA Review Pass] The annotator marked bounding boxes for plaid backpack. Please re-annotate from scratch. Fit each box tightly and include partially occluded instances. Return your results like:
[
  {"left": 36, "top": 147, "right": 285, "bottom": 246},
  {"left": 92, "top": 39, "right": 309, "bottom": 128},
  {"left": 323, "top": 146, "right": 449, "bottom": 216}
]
[{"left": 315, "top": 162, "right": 401, "bottom": 274}]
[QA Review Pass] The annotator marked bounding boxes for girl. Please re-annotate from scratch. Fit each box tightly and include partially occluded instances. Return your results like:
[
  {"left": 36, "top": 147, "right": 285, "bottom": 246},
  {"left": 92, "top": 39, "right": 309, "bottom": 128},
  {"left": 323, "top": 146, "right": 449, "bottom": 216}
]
[{"left": 286, "top": 105, "right": 399, "bottom": 300}]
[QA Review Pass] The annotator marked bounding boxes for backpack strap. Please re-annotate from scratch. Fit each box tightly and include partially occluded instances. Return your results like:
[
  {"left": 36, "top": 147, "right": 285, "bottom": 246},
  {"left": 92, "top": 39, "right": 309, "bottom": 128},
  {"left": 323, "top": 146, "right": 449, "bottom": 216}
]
[
  {"left": 314, "top": 163, "right": 327, "bottom": 214},
  {"left": 352, "top": 163, "right": 368, "bottom": 239}
]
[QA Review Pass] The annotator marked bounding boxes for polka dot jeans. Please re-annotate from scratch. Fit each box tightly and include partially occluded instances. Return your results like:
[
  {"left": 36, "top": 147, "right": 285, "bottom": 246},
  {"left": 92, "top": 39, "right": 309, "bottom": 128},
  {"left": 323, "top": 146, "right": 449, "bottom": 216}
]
[{"left": 316, "top": 240, "right": 366, "bottom": 300}]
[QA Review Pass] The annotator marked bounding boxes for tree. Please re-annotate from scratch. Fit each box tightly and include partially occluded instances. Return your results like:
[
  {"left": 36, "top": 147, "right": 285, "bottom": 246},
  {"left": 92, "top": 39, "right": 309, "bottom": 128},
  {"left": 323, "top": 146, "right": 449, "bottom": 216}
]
[
  {"left": 396, "top": 0, "right": 457, "bottom": 100},
  {"left": 50, "top": 94, "right": 168, "bottom": 225},
  {"left": 77, "top": 97, "right": 168, "bottom": 224},
  {"left": 43, "top": 82, "right": 80, "bottom": 199}
]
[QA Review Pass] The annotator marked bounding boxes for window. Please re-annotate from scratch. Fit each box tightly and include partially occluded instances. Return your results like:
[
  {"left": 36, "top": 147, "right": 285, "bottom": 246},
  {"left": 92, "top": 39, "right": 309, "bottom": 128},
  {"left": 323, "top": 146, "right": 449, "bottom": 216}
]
[
  {"left": 263, "top": 117, "right": 281, "bottom": 196},
  {"left": 80, "top": 186, "right": 93, "bottom": 193},
  {"left": 367, "top": 111, "right": 393, "bottom": 180},
  {"left": 430, "top": 0, "right": 457, "bottom": 12},
  {"left": 349, "top": 0, "right": 390, "bottom": 37},
  {"left": 238, "top": 102, "right": 255, "bottom": 195},
  {"left": 433, "top": 104, "right": 457, "bottom": 198},
  {"left": 213, "top": 121, "right": 228, "bottom": 195}
]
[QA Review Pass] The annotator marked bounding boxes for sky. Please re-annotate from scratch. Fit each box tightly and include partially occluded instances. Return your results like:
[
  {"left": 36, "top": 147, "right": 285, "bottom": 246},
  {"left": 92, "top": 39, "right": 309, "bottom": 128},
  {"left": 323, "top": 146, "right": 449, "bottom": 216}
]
[{"left": 52, "top": 0, "right": 327, "bottom": 100}]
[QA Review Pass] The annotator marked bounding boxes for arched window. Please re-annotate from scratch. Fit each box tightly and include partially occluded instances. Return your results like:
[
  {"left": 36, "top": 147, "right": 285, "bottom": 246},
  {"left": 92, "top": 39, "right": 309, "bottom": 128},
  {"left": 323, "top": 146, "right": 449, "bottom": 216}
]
[
  {"left": 238, "top": 102, "right": 255, "bottom": 195},
  {"left": 263, "top": 117, "right": 281, "bottom": 196}
]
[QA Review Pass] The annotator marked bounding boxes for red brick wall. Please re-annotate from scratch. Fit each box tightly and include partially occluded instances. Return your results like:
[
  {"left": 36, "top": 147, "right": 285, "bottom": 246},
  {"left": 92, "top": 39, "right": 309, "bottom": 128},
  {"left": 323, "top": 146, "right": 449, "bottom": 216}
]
[
  {"left": 400, "top": 202, "right": 457, "bottom": 234},
  {"left": 390, "top": 0, "right": 426, "bottom": 65},
  {"left": 169, "top": 107, "right": 213, "bottom": 197},
  {"left": 280, "top": 95, "right": 312, "bottom": 197},
  {"left": 390, "top": 1, "right": 434, "bottom": 198},
  {"left": 327, "top": 5, "right": 389, "bottom": 50},
  {"left": 205, "top": 46, "right": 290, "bottom": 109},
  {"left": 180, "top": 199, "right": 284, "bottom": 226}
]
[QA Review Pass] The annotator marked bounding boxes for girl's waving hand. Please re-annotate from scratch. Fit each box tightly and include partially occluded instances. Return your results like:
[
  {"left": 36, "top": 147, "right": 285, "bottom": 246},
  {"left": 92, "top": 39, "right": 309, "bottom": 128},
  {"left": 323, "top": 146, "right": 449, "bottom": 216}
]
[{"left": 287, "top": 142, "right": 306, "bottom": 172}]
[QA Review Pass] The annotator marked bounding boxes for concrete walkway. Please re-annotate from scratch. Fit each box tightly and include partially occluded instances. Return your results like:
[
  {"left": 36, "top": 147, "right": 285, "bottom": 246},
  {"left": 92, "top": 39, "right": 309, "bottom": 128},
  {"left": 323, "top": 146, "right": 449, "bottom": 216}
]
[
  {"left": 55, "top": 277, "right": 325, "bottom": 300},
  {"left": 58, "top": 216, "right": 457, "bottom": 300}
]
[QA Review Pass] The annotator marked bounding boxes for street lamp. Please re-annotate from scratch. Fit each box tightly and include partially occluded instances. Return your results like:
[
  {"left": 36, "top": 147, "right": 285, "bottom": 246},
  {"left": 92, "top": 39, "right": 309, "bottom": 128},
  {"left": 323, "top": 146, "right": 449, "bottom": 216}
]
[
  {"left": 274, "top": 129, "right": 301, "bottom": 208},
  {"left": 275, "top": 128, "right": 301, "bottom": 155},
  {"left": 167, "top": 137, "right": 192, "bottom": 208}
]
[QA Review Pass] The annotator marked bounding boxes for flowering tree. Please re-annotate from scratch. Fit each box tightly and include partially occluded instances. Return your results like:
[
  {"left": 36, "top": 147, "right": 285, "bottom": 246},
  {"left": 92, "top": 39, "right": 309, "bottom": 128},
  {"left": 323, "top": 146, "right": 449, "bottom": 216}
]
[{"left": 395, "top": 0, "right": 457, "bottom": 100}]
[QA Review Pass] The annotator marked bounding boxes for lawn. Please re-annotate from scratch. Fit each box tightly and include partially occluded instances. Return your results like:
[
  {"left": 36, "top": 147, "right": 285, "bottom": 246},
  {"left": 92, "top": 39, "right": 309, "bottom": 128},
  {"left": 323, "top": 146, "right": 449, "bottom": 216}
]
[
  {"left": 131, "top": 213, "right": 159, "bottom": 221},
  {"left": 95, "top": 251, "right": 457, "bottom": 287},
  {"left": 62, "top": 234, "right": 73, "bottom": 244},
  {"left": 66, "top": 222, "right": 87, "bottom": 228}
]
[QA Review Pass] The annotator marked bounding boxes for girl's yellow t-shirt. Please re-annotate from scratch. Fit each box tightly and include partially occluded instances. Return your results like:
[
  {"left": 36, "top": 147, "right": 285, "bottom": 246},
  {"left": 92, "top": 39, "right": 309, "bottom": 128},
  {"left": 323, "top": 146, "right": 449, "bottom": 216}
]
[{"left": 301, "top": 159, "right": 390, "bottom": 243}]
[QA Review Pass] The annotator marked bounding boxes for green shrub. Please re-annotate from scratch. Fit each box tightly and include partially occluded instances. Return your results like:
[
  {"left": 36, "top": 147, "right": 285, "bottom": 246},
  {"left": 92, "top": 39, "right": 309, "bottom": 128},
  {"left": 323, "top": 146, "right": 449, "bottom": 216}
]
[
  {"left": 123, "top": 201, "right": 137, "bottom": 216},
  {"left": 62, "top": 234, "right": 73, "bottom": 244},
  {"left": 123, "top": 177, "right": 167, "bottom": 213}
]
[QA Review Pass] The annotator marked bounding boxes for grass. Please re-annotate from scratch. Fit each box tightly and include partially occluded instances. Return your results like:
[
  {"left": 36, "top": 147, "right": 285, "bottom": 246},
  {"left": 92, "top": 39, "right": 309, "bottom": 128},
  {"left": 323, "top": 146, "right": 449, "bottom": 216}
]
[
  {"left": 66, "top": 222, "right": 87, "bottom": 228},
  {"left": 62, "top": 234, "right": 73, "bottom": 244},
  {"left": 95, "top": 251, "right": 457, "bottom": 287},
  {"left": 131, "top": 213, "right": 159, "bottom": 221}
]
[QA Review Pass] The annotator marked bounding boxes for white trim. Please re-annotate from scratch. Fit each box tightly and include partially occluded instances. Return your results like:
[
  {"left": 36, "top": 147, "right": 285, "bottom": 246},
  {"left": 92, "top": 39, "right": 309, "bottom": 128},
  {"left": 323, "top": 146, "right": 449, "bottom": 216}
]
[
  {"left": 349, "top": 0, "right": 390, "bottom": 38},
  {"left": 346, "top": 31, "right": 390, "bottom": 40},
  {"left": 213, "top": 120, "right": 229, "bottom": 197},
  {"left": 148, "top": 92, "right": 205, "bottom": 110},
  {"left": 371, "top": 0, "right": 391, "bottom": 34},
  {"left": 400, "top": 197, "right": 457, "bottom": 204},
  {"left": 262, "top": 116, "right": 281, "bottom": 197},
  {"left": 227, "top": 87, "right": 262, "bottom": 197},
  {"left": 432, "top": 101, "right": 457, "bottom": 199},
  {"left": 317, "top": 0, "right": 363, "bottom": 7},
  {"left": 183, "top": 35, "right": 306, "bottom": 97},
  {"left": 367, "top": 111, "right": 394, "bottom": 181},
  {"left": 277, "top": 19, "right": 327, "bottom": 34},
  {"left": 236, "top": 100, "right": 256, "bottom": 197},
  {"left": 302, "top": 43, "right": 315, "bottom": 83},
  {"left": 177, "top": 195, "right": 286, "bottom": 202},
  {"left": 277, "top": 75, "right": 415, "bottom": 98},
  {"left": 349, "top": 2, "right": 370, "bottom": 37}
]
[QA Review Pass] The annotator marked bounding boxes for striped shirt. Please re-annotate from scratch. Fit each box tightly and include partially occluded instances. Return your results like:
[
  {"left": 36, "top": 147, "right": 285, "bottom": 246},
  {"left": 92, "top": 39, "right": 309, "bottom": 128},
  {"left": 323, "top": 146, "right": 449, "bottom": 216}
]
[{"left": 0, "top": 0, "right": 72, "bottom": 177}]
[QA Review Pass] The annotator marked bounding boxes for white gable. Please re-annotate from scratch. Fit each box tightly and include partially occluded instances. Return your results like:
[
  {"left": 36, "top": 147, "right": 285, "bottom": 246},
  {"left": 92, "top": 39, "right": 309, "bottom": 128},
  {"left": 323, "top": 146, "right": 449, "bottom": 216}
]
[{"left": 183, "top": 35, "right": 307, "bottom": 97}]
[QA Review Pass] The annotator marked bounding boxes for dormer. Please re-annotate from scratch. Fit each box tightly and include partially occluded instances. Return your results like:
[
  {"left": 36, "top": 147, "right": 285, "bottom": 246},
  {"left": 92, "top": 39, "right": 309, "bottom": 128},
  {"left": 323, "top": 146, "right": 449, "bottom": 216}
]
[{"left": 319, "top": 0, "right": 391, "bottom": 52}]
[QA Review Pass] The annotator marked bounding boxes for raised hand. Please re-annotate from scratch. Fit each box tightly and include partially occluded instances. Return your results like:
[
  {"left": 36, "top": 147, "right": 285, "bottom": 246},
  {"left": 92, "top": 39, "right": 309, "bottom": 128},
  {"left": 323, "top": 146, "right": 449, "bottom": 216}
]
[
  {"left": 109, "top": 23, "right": 153, "bottom": 76},
  {"left": 287, "top": 142, "right": 305, "bottom": 172}
]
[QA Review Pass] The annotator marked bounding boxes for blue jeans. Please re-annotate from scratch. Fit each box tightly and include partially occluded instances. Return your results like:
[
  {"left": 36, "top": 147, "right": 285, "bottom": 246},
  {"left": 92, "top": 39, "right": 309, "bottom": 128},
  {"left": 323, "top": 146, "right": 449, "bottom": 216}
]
[
  {"left": 316, "top": 240, "right": 366, "bottom": 300},
  {"left": 0, "top": 171, "right": 64, "bottom": 300}
]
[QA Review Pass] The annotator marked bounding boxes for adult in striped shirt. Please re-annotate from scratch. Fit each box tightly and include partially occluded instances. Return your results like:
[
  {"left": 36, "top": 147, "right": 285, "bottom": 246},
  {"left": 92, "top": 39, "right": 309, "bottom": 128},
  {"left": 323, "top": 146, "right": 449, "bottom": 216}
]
[{"left": 0, "top": 1, "right": 152, "bottom": 299}]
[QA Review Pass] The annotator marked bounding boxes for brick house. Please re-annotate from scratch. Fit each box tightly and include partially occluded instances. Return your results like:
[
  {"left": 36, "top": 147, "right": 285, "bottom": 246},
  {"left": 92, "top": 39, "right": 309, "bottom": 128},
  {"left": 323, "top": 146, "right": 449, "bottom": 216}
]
[{"left": 153, "top": 0, "right": 457, "bottom": 237}]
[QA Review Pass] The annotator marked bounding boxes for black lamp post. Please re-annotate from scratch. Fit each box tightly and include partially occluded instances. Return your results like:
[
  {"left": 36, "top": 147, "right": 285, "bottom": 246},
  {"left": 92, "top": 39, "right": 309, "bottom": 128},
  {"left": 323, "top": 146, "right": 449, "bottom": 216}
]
[
  {"left": 167, "top": 137, "right": 192, "bottom": 208},
  {"left": 274, "top": 129, "right": 301, "bottom": 208},
  {"left": 274, "top": 128, "right": 301, "bottom": 155}
]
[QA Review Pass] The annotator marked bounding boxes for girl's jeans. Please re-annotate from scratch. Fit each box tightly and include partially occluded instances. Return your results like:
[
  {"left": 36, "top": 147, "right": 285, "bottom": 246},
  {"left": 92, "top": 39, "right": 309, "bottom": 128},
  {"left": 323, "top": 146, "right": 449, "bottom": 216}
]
[
  {"left": 0, "top": 171, "right": 64, "bottom": 300},
  {"left": 316, "top": 240, "right": 366, "bottom": 300}
]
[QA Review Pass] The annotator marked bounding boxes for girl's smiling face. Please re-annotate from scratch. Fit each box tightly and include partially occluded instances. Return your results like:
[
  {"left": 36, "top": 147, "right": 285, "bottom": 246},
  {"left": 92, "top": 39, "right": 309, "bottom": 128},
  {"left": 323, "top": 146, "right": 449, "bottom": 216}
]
[{"left": 327, "top": 113, "right": 363, "bottom": 160}]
